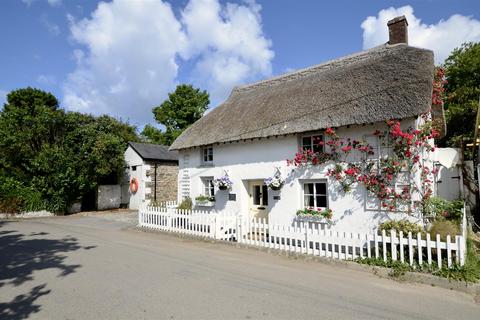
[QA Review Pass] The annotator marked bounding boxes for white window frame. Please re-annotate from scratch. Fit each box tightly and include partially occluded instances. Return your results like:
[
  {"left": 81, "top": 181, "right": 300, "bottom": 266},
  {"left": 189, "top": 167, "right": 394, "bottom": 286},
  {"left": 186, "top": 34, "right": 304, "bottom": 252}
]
[
  {"left": 363, "top": 134, "right": 411, "bottom": 212},
  {"left": 201, "top": 146, "right": 213, "bottom": 165},
  {"left": 302, "top": 180, "right": 328, "bottom": 209},
  {"left": 202, "top": 177, "right": 215, "bottom": 197},
  {"left": 300, "top": 134, "right": 324, "bottom": 153}
]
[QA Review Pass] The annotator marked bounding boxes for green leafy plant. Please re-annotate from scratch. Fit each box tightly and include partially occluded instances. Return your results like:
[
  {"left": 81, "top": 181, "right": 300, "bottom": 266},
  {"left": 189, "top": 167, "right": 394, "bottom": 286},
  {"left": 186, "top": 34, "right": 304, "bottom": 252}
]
[
  {"left": 423, "top": 197, "right": 463, "bottom": 222},
  {"left": 379, "top": 220, "right": 424, "bottom": 236},
  {"left": 195, "top": 195, "right": 215, "bottom": 202},
  {"left": 177, "top": 197, "right": 193, "bottom": 210},
  {"left": 296, "top": 207, "right": 333, "bottom": 220},
  {"left": 0, "top": 88, "right": 138, "bottom": 213}
]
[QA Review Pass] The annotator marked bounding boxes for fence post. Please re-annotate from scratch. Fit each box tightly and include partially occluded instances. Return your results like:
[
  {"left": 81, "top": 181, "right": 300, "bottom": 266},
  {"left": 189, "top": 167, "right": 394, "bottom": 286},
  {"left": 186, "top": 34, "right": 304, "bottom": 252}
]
[
  {"left": 213, "top": 214, "right": 219, "bottom": 239},
  {"left": 138, "top": 204, "right": 143, "bottom": 227},
  {"left": 460, "top": 204, "right": 467, "bottom": 266},
  {"left": 390, "top": 230, "right": 397, "bottom": 261}
]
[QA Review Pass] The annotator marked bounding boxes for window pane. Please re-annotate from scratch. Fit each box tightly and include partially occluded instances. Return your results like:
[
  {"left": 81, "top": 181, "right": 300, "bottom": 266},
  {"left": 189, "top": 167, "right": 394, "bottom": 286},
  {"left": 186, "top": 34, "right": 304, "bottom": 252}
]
[
  {"left": 316, "top": 195, "right": 327, "bottom": 208},
  {"left": 304, "top": 183, "right": 314, "bottom": 195},
  {"left": 208, "top": 180, "right": 215, "bottom": 196},
  {"left": 262, "top": 185, "right": 268, "bottom": 206},
  {"left": 253, "top": 186, "right": 261, "bottom": 205},
  {"left": 302, "top": 137, "right": 311, "bottom": 149},
  {"left": 316, "top": 183, "right": 326, "bottom": 195},
  {"left": 312, "top": 144, "right": 322, "bottom": 153},
  {"left": 304, "top": 195, "right": 314, "bottom": 207}
]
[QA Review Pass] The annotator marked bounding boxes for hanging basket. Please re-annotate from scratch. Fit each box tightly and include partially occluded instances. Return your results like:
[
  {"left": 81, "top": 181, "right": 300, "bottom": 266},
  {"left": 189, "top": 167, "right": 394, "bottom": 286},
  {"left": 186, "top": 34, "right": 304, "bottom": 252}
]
[
  {"left": 269, "top": 185, "right": 283, "bottom": 191},
  {"left": 218, "top": 185, "right": 229, "bottom": 191}
]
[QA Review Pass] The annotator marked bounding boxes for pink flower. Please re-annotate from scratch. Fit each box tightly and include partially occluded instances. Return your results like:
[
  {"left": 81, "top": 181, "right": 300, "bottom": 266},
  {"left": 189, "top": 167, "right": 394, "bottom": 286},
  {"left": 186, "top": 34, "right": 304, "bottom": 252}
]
[
  {"left": 325, "top": 127, "right": 335, "bottom": 136},
  {"left": 341, "top": 145, "right": 352, "bottom": 152}
]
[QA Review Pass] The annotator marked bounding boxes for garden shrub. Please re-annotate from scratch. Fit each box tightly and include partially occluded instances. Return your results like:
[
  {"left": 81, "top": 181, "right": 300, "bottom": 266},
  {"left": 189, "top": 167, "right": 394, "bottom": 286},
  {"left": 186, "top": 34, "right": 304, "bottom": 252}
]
[
  {"left": 423, "top": 197, "right": 463, "bottom": 222},
  {"left": 177, "top": 197, "right": 192, "bottom": 210},
  {"left": 428, "top": 220, "right": 460, "bottom": 241},
  {"left": 379, "top": 220, "right": 424, "bottom": 236},
  {"left": 0, "top": 176, "right": 46, "bottom": 213}
]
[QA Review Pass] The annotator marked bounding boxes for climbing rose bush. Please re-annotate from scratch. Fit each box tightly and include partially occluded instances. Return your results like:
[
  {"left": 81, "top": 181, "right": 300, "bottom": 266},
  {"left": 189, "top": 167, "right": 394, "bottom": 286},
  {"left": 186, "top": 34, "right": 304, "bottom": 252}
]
[{"left": 287, "top": 113, "right": 440, "bottom": 213}]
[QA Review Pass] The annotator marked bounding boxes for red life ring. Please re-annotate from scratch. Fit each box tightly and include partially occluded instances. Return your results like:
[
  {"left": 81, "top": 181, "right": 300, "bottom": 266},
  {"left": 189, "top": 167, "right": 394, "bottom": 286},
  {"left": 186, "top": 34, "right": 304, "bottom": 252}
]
[{"left": 130, "top": 178, "right": 139, "bottom": 193}]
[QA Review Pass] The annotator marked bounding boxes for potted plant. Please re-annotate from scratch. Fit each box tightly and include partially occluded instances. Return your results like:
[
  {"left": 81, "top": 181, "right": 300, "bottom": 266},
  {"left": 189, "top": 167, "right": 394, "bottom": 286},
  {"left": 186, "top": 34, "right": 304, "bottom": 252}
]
[
  {"left": 195, "top": 195, "right": 215, "bottom": 207},
  {"left": 296, "top": 207, "right": 333, "bottom": 223},
  {"left": 264, "top": 169, "right": 285, "bottom": 191},
  {"left": 214, "top": 175, "right": 233, "bottom": 190}
]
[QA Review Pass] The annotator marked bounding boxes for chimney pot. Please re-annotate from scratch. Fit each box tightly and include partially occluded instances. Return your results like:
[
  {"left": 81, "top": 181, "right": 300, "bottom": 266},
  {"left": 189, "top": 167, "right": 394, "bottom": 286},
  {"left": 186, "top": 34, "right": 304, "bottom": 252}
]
[{"left": 387, "top": 15, "right": 408, "bottom": 45}]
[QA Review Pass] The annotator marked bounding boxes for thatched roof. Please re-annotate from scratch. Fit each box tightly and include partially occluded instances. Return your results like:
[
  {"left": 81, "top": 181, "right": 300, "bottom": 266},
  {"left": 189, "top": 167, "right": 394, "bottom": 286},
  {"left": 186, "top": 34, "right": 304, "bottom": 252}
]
[
  {"left": 170, "top": 43, "right": 434, "bottom": 150},
  {"left": 128, "top": 142, "right": 178, "bottom": 162}
]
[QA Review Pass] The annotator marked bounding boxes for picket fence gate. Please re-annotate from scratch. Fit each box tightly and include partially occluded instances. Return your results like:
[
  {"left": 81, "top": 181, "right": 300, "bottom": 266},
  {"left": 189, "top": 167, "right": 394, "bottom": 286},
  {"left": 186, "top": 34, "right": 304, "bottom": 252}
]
[{"left": 139, "top": 205, "right": 467, "bottom": 269}]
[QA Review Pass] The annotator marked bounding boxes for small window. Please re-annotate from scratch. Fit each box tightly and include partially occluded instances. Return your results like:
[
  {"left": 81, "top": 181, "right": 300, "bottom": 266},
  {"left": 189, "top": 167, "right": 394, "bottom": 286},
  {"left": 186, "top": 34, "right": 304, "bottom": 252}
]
[
  {"left": 202, "top": 146, "right": 213, "bottom": 164},
  {"left": 303, "top": 181, "right": 328, "bottom": 209},
  {"left": 202, "top": 177, "right": 215, "bottom": 197},
  {"left": 301, "top": 134, "right": 324, "bottom": 153},
  {"left": 131, "top": 166, "right": 137, "bottom": 171}
]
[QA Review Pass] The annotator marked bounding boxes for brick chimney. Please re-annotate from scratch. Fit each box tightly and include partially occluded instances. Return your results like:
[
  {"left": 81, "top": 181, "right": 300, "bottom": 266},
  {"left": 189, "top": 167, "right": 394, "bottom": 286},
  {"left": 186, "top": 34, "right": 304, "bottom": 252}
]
[{"left": 387, "top": 16, "right": 408, "bottom": 45}]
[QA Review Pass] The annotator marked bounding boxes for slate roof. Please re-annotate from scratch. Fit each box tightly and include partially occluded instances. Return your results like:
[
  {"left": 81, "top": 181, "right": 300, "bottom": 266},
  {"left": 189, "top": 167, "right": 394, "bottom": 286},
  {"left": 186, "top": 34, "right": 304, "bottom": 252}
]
[
  {"left": 170, "top": 43, "right": 435, "bottom": 150},
  {"left": 128, "top": 142, "right": 178, "bottom": 162}
]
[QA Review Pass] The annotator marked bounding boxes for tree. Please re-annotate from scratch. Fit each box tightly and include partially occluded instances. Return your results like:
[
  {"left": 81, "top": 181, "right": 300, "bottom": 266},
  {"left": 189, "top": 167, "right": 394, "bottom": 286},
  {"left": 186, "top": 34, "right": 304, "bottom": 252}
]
[
  {"left": 0, "top": 88, "right": 138, "bottom": 213},
  {"left": 142, "top": 84, "right": 209, "bottom": 145},
  {"left": 440, "top": 42, "right": 480, "bottom": 158}
]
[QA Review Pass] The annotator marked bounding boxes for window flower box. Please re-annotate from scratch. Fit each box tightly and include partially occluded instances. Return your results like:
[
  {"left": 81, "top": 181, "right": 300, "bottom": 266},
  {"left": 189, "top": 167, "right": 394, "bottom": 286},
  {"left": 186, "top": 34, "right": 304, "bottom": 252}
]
[
  {"left": 195, "top": 196, "right": 215, "bottom": 207},
  {"left": 296, "top": 207, "right": 333, "bottom": 223}
]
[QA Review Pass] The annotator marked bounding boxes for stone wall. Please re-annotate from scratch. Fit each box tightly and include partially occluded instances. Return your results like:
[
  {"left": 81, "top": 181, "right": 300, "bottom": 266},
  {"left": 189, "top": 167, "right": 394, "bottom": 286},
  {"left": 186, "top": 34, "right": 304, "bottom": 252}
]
[{"left": 145, "top": 161, "right": 178, "bottom": 203}]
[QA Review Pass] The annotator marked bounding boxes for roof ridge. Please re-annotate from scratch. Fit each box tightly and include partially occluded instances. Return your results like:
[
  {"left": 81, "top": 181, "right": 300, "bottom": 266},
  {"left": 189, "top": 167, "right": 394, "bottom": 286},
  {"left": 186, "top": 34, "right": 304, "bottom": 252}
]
[{"left": 232, "top": 43, "right": 404, "bottom": 94}]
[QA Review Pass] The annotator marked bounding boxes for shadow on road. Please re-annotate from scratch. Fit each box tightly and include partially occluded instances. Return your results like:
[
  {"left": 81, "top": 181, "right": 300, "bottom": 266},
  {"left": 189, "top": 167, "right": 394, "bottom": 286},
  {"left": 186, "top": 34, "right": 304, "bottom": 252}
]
[
  {"left": 0, "top": 220, "right": 97, "bottom": 319},
  {"left": 0, "top": 284, "right": 51, "bottom": 320}
]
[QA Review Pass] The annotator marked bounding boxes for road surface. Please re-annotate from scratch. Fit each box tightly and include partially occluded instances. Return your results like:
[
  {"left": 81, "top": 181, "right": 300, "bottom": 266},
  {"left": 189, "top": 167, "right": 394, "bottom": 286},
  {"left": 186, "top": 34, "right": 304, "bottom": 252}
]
[{"left": 0, "top": 213, "right": 478, "bottom": 319}]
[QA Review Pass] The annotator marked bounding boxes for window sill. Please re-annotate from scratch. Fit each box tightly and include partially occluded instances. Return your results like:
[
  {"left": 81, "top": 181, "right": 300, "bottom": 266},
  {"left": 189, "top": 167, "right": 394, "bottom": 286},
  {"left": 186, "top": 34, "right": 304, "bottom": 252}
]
[{"left": 199, "top": 163, "right": 214, "bottom": 168}]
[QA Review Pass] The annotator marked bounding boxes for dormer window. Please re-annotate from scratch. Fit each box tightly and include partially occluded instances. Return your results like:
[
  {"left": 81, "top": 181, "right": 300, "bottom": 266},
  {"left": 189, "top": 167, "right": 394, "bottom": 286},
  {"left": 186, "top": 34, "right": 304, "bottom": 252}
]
[
  {"left": 301, "top": 134, "right": 324, "bottom": 153},
  {"left": 202, "top": 146, "right": 213, "bottom": 165}
]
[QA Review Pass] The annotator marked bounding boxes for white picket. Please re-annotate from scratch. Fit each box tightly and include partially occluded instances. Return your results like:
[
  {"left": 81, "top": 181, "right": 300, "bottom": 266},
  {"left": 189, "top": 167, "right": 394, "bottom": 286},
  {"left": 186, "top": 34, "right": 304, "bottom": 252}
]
[
  {"left": 417, "top": 233, "right": 423, "bottom": 266},
  {"left": 436, "top": 234, "right": 442, "bottom": 269},
  {"left": 138, "top": 206, "right": 465, "bottom": 269}
]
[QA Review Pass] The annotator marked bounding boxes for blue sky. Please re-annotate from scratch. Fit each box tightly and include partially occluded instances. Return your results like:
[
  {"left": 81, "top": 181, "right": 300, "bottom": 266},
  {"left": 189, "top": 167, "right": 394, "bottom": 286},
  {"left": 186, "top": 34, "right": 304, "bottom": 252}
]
[{"left": 1, "top": 0, "right": 479, "bottom": 128}]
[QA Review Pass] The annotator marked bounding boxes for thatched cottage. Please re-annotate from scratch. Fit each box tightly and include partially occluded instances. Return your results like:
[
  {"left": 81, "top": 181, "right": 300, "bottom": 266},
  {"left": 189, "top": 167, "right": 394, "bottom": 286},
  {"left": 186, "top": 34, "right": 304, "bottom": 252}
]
[{"left": 170, "top": 16, "right": 443, "bottom": 233}]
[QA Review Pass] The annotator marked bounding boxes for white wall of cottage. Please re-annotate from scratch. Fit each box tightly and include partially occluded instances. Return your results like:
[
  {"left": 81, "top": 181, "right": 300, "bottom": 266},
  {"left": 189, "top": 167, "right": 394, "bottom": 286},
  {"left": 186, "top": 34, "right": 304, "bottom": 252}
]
[
  {"left": 124, "top": 146, "right": 151, "bottom": 210},
  {"left": 177, "top": 117, "right": 433, "bottom": 233}
]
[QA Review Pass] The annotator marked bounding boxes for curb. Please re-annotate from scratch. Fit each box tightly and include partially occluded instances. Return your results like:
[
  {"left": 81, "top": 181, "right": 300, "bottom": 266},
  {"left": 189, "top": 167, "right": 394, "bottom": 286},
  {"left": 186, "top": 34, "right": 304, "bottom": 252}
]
[{"left": 134, "top": 226, "right": 480, "bottom": 297}]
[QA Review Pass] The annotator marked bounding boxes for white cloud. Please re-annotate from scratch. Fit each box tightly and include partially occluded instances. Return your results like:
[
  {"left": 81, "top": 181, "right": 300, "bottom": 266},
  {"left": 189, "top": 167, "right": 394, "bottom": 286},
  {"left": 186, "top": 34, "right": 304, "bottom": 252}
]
[
  {"left": 47, "top": 0, "right": 62, "bottom": 6},
  {"left": 181, "top": 0, "right": 273, "bottom": 101},
  {"left": 40, "top": 14, "right": 60, "bottom": 36},
  {"left": 63, "top": 0, "right": 273, "bottom": 124},
  {"left": 37, "top": 74, "right": 57, "bottom": 86},
  {"left": 361, "top": 5, "right": 480, "bottom": 64},
  {"left": 22, "top": 0, "right": 62, "bottom": 7}
]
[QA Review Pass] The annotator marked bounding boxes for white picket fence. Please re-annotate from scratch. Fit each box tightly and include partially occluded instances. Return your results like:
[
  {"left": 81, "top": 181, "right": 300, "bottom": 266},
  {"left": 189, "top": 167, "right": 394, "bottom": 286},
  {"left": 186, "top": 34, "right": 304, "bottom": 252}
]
[
  {"left": 138, "top": 205, "right": 467, "bottom": 268},
  {"left": 139, "top": 206, "right": 236, "bottom": 241},
  {"left": 237, "top": 218, "right": 466, "bottom": 268}
]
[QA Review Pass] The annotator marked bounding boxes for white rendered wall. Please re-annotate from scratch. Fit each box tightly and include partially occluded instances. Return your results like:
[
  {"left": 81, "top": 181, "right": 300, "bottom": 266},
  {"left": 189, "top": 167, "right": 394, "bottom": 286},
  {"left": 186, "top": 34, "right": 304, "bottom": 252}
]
[
  {"left": 178, "top": 118, "right": 429, "bottom": 233},
  {"left": 124, "top": 146, "right": 151, "bottom": 210}
]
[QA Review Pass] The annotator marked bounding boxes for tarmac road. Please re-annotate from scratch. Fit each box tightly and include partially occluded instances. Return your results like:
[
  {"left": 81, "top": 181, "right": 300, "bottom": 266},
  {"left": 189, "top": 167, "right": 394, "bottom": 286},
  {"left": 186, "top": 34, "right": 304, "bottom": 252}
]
[{"left": 0, "top": 213, "right": 478, "bottom": 319}]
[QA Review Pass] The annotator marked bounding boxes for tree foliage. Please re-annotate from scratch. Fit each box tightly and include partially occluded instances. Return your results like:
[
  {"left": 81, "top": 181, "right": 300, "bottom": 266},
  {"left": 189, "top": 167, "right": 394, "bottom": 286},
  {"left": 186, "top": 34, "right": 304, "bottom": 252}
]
[
  {"left": 142, "top": 84, "right": 209, "bottom": 145},
  {"left": 440, "top": 42, "right": 480, "bottom": 156},
  {"left": 0, "top": 87, "right": 138, "bottom": 213}
]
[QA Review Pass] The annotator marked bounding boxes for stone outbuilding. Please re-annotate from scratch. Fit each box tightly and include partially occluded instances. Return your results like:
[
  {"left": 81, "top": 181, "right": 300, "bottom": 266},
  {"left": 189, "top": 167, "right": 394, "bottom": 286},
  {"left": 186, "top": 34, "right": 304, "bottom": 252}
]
[{"left": 123, "top": 142, "right": 178, "bottom": 209}]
